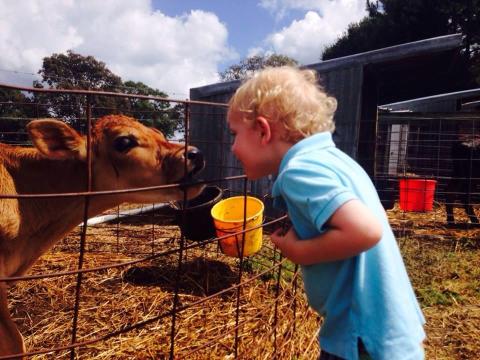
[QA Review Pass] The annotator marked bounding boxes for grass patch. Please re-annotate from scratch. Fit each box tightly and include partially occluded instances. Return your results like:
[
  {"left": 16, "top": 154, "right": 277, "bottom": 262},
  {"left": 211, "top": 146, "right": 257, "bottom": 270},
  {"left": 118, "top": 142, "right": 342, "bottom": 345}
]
[
  {"left": 418, "top": 287, "right": 462, "bottom": 306},
  {"left": 389, "top": 203, "right": 480, "bottom": 359}
]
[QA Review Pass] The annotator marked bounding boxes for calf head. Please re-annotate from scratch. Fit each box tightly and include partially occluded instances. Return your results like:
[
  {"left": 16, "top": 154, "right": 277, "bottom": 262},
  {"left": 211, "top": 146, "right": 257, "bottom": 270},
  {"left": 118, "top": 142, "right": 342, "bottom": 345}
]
[{"left": 27, "top": 114, "right": 205, "bottom": 203}]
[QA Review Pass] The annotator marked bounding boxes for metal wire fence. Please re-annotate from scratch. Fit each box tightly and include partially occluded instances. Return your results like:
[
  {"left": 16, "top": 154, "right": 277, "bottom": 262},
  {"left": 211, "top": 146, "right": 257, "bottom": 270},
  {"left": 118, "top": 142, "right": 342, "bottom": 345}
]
[
  {"left": 0, "top": 83, "right": 316, "bottom": 359},
  {"left": 2, "top": 82, "right": 479, "bottom": 359}
]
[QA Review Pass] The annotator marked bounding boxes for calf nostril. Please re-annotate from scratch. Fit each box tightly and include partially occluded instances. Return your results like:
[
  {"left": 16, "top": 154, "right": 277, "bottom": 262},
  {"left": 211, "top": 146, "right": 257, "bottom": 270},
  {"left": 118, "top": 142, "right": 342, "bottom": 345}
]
[
  {"left": 187, "top": 148, "right": 200, "bottom": 160},
  {"left": 186, "top": 148, "right": 204, "bottom": 172}
]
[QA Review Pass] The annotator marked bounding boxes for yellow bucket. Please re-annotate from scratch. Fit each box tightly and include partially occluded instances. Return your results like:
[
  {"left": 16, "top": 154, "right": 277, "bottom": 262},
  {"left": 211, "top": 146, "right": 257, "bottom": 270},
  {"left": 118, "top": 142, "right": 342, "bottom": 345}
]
[{"left": 210, "top": 196, "right": 264, "bottom": 257}]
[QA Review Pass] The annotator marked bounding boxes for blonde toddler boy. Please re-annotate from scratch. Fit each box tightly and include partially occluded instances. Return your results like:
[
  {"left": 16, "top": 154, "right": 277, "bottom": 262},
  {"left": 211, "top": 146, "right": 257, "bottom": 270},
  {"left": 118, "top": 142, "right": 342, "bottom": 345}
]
[{"left": 227, "top": 66, "right": 425, "bottom": 360}]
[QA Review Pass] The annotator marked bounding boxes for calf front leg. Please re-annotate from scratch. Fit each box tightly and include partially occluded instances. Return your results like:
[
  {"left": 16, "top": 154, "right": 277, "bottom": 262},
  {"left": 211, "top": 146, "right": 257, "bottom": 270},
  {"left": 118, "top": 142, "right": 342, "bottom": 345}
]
[{"left": 0, "top": 282, "right": 25, "bottom": 360}]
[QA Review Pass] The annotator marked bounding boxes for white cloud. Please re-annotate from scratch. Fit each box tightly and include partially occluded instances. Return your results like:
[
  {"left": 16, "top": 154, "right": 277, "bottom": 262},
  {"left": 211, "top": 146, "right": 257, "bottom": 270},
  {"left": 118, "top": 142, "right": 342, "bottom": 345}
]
[
  {"left": 257, "top": 0, "right": 367, "bottom": 64},
  {"left": 260, "top": 0, "right": 329, "bottom": 20},
  {"left": 0, "top": 0, "right": 236, "bottom": 97}
]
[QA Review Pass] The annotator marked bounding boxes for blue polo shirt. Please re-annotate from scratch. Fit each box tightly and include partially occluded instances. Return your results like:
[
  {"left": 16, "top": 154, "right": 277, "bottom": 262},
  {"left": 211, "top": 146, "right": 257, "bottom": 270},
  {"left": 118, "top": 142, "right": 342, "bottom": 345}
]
[{"left": 272, "top": 132, "right": 425, "bottom": 360}]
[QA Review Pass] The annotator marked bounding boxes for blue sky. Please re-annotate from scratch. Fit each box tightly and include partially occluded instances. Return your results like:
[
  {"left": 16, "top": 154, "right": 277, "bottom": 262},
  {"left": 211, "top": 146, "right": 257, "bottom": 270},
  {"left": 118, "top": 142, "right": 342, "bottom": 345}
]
[
  {"left": 0, "top": 0, "right": 367, "bottom": 97},
  {"left": 152, "top": 0, "right": 317, "bottom": 67},
  {"left": 153, "top": 0, "right": 277, "bottom": 63}
]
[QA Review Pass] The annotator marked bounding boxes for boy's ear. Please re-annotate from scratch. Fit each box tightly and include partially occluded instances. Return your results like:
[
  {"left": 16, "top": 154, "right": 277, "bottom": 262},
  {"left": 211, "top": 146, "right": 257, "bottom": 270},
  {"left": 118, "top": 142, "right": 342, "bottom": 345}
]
[{"left": 256, "top": 116, "right": 272, "bottom": 145}]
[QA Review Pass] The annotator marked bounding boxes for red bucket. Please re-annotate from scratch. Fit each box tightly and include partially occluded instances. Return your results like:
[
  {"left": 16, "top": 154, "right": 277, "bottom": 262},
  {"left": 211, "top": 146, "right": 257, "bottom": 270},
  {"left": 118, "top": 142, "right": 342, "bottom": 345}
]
[{"left": 399, "top": 178, "right": 437, "bottom": 212}]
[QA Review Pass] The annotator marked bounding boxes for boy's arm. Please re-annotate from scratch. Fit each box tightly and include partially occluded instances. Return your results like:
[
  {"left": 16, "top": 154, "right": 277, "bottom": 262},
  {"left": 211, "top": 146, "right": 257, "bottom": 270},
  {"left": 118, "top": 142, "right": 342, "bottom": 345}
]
[{"left": 271, "top": 199, "right": 383, "bottom": 265}]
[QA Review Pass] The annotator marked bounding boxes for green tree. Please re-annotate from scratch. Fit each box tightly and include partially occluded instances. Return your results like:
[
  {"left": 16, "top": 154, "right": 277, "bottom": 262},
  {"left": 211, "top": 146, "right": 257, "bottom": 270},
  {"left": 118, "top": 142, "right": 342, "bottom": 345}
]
[
  {"left": 443, "top": 0, "right": 480, "bottom": 84},
  {"left": 123, "top": 80, "right": 181, "bottom": 138},
  {"left": 323, "top": 0, "right": 451, "bottom": 59},
  {"left": 220, "top": 54, "right": 298, "bottom": 81},
  {"left": 322, "top": 0, "right": 479, "bottom": 86},
  {"left": 38, "top": 50, "right": 123, "bottom": 90},
  {"left": 0, "top": 88, "right": 34, "bottom": 143},
  {"left": 34, "top": 50, "right": 124, "bottom": 128},
  {"left": 33, "top": 51, "right": 180, "bottom": 136}
]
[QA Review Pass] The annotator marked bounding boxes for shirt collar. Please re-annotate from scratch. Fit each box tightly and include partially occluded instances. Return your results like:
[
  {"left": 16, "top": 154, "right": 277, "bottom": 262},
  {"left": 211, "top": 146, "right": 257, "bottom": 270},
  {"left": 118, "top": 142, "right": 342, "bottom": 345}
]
[
  {"left": 278, "top": 132, "right": 335, "bottom": 173},
  {"left": 272, "top": 132, "right": 335, "bottom": 200}
]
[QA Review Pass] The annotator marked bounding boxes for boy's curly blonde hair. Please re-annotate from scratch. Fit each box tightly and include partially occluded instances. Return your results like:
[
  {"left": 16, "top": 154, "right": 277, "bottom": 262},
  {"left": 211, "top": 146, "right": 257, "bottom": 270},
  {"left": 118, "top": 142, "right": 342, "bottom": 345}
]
[{"left": 228, "top": 66, "right": 337, "bottom": 142}]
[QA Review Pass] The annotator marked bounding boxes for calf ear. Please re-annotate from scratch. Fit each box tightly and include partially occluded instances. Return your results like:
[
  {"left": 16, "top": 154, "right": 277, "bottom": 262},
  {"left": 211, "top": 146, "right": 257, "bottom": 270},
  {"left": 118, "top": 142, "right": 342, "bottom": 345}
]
[{"left": 27, "top": 119, "right": 87, "bottom": 160}]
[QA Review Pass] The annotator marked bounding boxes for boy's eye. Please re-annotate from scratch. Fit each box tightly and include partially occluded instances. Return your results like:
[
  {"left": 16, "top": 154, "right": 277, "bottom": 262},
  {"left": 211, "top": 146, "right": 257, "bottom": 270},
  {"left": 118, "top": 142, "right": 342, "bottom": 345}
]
[{"left": 229, "top": 131, "right": 236, "bottom": 137}]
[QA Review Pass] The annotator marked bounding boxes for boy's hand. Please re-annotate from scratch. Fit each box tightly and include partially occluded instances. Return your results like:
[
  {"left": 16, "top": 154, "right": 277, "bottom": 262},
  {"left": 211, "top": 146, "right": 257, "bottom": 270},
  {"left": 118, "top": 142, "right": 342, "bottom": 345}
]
[{"left": 271, "top": 226, "right": 299, "bottom": 261}]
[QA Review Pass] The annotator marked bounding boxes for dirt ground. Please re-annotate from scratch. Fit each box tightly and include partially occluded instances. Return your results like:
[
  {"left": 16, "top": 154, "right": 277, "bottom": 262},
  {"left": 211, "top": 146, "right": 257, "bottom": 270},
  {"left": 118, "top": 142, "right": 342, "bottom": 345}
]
[{"left": 6, "top": 202, "right": 480, "bottom": 359}]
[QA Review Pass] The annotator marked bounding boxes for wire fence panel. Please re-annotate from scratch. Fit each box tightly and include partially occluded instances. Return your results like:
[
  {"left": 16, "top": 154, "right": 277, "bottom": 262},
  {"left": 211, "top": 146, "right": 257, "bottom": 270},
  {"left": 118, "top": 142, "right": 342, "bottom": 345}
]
[
  {"left": 0, "top": 83, "right": 317, "bottom": 360},
  {"left": 2, "top": 83, "right": 479, "bottom": 359}
]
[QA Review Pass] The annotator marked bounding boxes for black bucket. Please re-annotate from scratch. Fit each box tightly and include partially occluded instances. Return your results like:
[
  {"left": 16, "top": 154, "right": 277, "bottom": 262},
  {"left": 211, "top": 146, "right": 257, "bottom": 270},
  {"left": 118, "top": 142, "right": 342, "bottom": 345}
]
[{"left": 170, "top": 186, "right": 223, "bottom": 241}]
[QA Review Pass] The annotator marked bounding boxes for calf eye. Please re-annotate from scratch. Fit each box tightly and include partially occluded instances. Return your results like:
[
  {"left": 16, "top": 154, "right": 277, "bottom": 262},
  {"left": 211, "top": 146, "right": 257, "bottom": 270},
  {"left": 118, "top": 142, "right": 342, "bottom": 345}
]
[{"left": 113, "top": 136, "right": 138, "bottom": 152}]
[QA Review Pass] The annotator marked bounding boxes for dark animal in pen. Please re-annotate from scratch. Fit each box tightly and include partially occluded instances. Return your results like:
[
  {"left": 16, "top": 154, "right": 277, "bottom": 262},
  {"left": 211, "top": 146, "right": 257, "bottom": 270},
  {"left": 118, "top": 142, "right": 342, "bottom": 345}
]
[{"left": 445, "top": 136, "right": 480, "bottom": 225}]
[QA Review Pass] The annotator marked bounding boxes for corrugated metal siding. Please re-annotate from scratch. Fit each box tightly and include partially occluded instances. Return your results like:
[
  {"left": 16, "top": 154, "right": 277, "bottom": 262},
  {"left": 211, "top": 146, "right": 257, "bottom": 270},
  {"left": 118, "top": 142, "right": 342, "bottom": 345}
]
[
  {"left": 188, "top": 95, "right": 231, "bottom": 183},
  {"left": 188, "top": 66, "right": 364, "bottom": 203},
  {"left": 386, "top": 98, "right": 457, "bottom": 112},
  {"left": 382, "top": 88, "right": 480, "bottom": 113},
  {"left": 189, "top": 34, "right": 463, "bottom": 203},
  {"left": 308, "top": 64, "right": 363, "bottom": 158},
  {"left": 189, "top": 64, "right": 363, "bottom": 158},
  {"left": 189, "top": 84, "right": 274, "bottom": 200}
]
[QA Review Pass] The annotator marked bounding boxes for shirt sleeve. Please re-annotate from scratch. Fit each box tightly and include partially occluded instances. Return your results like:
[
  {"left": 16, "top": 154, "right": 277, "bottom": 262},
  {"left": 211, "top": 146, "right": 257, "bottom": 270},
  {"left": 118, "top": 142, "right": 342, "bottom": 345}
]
[{"left": 278, "top": 164, "right": 357, "bottom": 232}]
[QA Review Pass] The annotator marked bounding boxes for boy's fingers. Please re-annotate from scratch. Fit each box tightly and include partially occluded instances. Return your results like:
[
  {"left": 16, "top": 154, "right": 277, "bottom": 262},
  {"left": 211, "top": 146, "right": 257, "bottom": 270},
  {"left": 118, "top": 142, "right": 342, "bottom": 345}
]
[
  {"left": 271, "top": 228, "right": 285, "bottom": 240},
  {"left": 272, "top": 228, "right": 283, "bottom": 236},
  {"left": 271, "top": 228, "right": 286, "bottom": 248}
]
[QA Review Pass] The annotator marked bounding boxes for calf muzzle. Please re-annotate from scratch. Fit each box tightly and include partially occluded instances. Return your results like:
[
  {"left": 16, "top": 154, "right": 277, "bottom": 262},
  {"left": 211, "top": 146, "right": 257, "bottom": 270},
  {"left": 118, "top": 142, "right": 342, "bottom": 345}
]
[{"left": 187, "top": 148, "right": 205, "bottom": 174}]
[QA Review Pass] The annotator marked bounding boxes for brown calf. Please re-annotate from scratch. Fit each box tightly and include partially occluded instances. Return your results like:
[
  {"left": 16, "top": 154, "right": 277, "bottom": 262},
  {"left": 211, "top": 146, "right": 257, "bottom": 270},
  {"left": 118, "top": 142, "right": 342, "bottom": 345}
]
[{"left": 0, "top": 114, "right": 205, "bottom": 358}]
